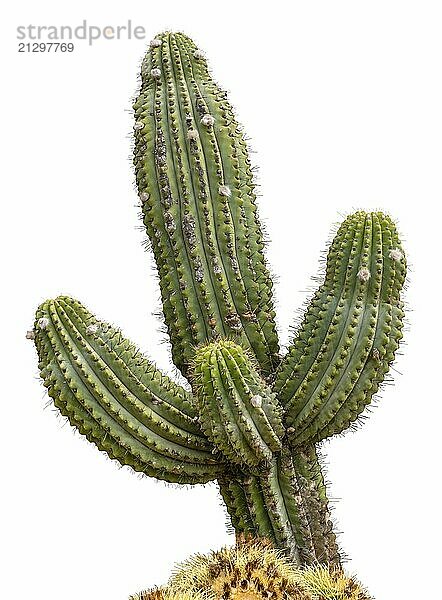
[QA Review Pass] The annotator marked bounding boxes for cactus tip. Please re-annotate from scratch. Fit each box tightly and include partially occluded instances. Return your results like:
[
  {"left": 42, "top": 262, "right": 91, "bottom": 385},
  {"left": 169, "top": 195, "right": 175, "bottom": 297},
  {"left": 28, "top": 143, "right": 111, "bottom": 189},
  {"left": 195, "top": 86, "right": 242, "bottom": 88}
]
[{"left": 193, "top": 49, "right": 204, "bottom": 59}]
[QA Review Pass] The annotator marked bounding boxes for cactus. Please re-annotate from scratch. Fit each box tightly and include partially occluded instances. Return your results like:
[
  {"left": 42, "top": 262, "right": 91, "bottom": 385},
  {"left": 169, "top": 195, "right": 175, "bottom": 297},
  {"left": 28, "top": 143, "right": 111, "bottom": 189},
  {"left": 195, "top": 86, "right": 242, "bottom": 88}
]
[
  {"left": 30, "top": 31, "right": 406, "bottom": 568},
  {"left": 301, "top": 566, "right": 370, "bottom": 600},
  {"left": 169, "top": 539, "right": 309, "bottom": 599},
  {"left": 132, "top": 590, "right": 201, "bottom": 600},
  {"left": 132, "top": 539, "right": 370, "bottom": 600}
]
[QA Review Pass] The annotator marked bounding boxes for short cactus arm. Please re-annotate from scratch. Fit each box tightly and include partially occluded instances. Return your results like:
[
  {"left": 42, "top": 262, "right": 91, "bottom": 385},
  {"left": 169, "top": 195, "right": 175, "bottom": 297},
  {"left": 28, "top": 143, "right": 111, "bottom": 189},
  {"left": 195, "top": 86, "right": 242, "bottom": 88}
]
[
  {"left": 192, "top": 341, "right": 284, "bottom": 469},
  {"left": 33, "top": 296, "right": 225, "bottom": 484},
  {"left": 133, "top": 32, "right": 279, "bottom": 377},
  {"left": 274, "top": 212, "right": 406, "bottom": 445}
]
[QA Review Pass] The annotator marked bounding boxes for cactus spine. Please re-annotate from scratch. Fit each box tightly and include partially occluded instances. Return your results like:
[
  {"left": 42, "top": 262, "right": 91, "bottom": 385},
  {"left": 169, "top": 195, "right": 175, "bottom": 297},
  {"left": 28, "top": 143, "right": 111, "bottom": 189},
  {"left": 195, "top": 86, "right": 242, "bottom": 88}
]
[
  {"left": 132, "top": 539, "right": 371, "bottom": 600},
  {"left": 30, "top": 32, "right": 406, "bottom": 567}
]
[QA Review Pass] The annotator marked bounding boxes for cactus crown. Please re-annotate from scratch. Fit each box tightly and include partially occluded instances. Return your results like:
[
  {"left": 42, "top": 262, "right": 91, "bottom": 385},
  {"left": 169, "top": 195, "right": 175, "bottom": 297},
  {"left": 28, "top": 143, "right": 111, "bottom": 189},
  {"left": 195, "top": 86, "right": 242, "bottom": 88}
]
[{"left": 31, "top": 31, "right": 406, "bottom": 567}]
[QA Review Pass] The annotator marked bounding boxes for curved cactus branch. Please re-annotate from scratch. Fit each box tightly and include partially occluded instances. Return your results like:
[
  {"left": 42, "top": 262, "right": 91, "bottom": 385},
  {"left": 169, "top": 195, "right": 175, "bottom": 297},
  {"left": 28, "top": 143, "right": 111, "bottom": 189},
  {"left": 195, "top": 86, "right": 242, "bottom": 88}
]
[
  {"left": 133, "top": 32, "right": 279, "bottom": 377},
  {"left": 274, "top": 212, "right": 406, "bottom": 445},
  {"left": 34, "top": 296, "right": 224, "bottom": 484}
]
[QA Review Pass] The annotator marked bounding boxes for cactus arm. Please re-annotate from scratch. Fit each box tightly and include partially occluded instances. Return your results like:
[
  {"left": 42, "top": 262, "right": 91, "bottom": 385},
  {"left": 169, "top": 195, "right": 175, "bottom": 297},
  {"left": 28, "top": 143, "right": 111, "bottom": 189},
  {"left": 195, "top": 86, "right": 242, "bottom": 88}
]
[
  {"left": 176, "top": 34, "right": 280, "bottom": 371},
  {"left": 39, "top": 342, "right": 150, "bottom": 475},
  {"left": 240, "top": 473, "right": 280, "bottom": 542},
  {"left": 192, "top": 341, "right": 284, "bottom": 468},
  {"left": 274, "top": 212, "right": 406, "bottom": 445},
  {"left": 34, "top": 297, "right": 225, "bottom": 484},
  {"left": 133, "top": 32, "right": 279, "bottom": 376},
  {"left": 134, "top": 38, "right": 201, "bottom": 373},
  {"left": 59, "top": 297, "right": 200, "bottom": 433}
]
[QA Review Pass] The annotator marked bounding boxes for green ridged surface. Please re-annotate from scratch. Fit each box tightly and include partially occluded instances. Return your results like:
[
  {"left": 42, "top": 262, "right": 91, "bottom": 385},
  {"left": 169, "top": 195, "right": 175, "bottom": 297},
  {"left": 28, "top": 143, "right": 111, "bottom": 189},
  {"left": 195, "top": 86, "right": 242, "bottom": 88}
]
[
  {"left": 218, "top": 475, "right": 254, "bottom": 534},
  {"left": 34, "top": 297, "right": 224, "bottom": 484},
  {"left": 133, "top": 32, "right": 279, "bottom": 377},
  {"left": 30, "top": 30, "right": 409, "bottom": 570},
  {"left": 217, "top": 445, "right": 339, "bottom": 565},
  {"left": 291, "top": 445, "right": 340, "bottom": 566},
  {"left": 192, "top": 340, "right": 284, "bottom": 468},
  {"left": 275, "top": 212, "right": 406, "bottom": 445}
]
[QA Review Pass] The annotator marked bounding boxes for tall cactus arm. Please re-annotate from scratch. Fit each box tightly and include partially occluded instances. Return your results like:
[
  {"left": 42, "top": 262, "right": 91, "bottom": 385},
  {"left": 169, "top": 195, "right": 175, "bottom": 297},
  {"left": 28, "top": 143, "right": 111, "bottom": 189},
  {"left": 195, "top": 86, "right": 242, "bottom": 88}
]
[
  {"left": 133, "top": 32, "right": 279, "bottom": 377},
  {"left": 192, "top": 340, "right": 284, "bottom": 469},
  {"left": 33, "top": 297, "right": 225, "bottom": 484},
  {"left": 274, "top": 211, "right": 406, "bottom": 445}
]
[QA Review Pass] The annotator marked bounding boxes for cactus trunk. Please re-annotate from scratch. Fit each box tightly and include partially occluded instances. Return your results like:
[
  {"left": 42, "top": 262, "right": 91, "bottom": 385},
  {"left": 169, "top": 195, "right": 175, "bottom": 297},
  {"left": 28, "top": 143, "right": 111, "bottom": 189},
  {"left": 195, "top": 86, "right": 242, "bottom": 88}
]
[{"left": 219, "top": 444, "right": 340, "bottom": 565}]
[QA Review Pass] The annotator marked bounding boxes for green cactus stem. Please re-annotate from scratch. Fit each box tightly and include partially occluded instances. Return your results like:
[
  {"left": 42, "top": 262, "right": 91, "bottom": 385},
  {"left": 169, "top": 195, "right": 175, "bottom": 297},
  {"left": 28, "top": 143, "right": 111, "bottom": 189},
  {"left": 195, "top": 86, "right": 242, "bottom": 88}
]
[
  {"left": 30, "top": 31, "right": 407, "bottom": 567},
  {"left": 275, "top": 211, "right": 406, "bottom": 445},
  {"left": 217, "top": 439, "right": 339, "bottom": 564},
  {"left": 133, "top": 32, "right": 279, "bottom": 378},
  {"left": 192, "top": 341, "right": 284, "bottom": 468},
  {"left": 34, "top": 296, "right": 223, "bottom": 484}
]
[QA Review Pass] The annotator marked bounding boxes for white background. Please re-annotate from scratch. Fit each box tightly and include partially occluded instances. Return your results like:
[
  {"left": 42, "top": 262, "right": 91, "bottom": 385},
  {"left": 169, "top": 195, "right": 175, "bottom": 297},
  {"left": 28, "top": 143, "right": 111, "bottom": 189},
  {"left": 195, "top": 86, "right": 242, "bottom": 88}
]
[{"left": 2, "top": 1, "right": 441, "bottom": 598}]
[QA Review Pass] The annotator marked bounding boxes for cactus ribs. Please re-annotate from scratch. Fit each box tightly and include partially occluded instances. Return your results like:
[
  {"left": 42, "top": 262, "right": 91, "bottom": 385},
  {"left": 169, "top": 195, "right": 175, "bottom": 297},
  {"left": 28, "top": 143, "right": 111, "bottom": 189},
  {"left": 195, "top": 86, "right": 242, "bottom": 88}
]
[{"left": 31, "top": 32, "right": 406, "bottom": 567}]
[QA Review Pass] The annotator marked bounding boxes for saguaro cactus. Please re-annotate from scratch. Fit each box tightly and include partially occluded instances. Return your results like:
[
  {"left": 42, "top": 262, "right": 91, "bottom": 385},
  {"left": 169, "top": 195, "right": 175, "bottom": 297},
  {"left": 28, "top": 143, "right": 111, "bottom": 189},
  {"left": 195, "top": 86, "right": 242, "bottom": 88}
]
[{"left": 30, "top": 32, "right": 406, "bottom": 567}]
